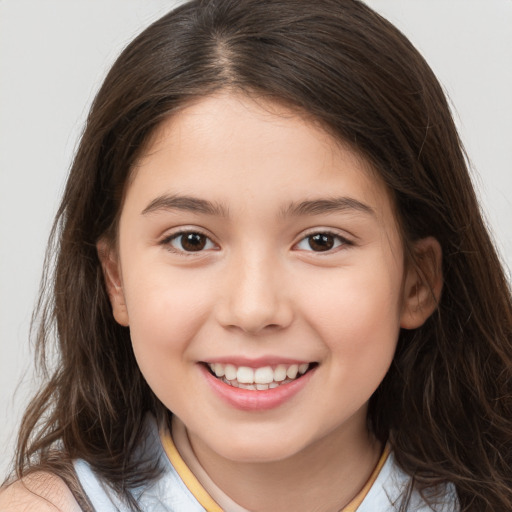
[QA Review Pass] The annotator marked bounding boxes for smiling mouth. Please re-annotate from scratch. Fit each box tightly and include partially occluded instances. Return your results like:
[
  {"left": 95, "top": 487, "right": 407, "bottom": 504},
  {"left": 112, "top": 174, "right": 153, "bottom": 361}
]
[{"left": 203, "top": 362, "right": 317, "bottom": 390}]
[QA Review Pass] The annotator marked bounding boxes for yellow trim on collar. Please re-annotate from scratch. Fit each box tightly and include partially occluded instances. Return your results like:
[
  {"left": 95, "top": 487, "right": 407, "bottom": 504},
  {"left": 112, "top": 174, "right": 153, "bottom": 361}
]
[
  {"left": 341, "top": 443, "right": 391, "bottom": 512},
  {"left": 160, "top": 430, "right": 224, "bottom": 512},
  {"left": 161, "top": 425, "right": 390, "bottom": 512}
]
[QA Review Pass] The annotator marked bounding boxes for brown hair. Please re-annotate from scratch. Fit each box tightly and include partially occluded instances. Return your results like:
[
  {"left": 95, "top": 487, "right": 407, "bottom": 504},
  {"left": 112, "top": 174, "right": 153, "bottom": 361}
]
[{"left": 13, "top": 0, "right": 512, "bottom": 510}]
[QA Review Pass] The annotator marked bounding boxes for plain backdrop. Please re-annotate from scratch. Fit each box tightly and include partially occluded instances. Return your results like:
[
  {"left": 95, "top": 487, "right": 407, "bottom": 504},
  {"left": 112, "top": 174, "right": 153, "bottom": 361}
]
[{"left": 1, "top": 0, "right": 511, "bottom": 478}]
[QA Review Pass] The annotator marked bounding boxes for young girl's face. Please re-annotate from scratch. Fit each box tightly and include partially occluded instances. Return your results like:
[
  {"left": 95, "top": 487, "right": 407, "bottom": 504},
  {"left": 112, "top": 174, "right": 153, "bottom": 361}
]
[{"left": 102, "top": 93, "right": 428, "bottom": 464}]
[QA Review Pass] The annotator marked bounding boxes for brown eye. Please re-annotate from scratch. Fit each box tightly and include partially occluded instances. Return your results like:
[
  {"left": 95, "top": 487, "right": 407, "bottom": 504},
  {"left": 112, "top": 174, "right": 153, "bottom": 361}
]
[
  {"left": 295, "top": 232, "right": 348, "bottom": 252},
  {"left": 308, "top": 233, "right": 335, "bottom": 251},
  {"left": 181, "top": 233, "right": 206, "bottom": 251},
  {"left": 168, "top": 232, "right": 215, "bottom": 252}
]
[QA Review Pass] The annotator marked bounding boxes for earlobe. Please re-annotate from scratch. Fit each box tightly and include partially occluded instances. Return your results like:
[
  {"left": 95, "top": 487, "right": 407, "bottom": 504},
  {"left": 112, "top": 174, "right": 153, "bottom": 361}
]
[
  {"left": 400, "top": 237, "right": 443, "bottom": 330},
  {"left": 97, "top": 240, "right": 130, "bottom": 327}
]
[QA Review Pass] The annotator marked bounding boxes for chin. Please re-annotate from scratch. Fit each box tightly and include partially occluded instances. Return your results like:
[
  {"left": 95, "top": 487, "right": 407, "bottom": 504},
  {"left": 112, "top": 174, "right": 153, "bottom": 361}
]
[{"left": 206, "top": 427, "right": 312, "bottom": 464}]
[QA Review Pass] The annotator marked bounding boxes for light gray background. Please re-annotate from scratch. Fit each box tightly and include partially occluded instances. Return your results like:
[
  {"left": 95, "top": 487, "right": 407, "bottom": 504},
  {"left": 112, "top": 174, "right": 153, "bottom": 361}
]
[{"left": 1, "top": 1, "right": 511, "bottom": 477}]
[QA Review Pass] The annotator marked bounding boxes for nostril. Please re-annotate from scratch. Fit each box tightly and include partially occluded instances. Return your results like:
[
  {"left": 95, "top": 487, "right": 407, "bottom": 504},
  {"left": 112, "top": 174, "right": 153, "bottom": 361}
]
[
  {"left": 226, "top": 322, "right": 287, "bottom": 335},
  {"left": 215, "top": 282, "right": 294, "bottom": 334}
]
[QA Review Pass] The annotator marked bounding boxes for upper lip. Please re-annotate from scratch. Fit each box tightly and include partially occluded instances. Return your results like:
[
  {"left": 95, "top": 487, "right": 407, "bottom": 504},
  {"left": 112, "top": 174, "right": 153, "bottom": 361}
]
[{"left": 201, "top": 356, "right": 314, "bottom": 368}]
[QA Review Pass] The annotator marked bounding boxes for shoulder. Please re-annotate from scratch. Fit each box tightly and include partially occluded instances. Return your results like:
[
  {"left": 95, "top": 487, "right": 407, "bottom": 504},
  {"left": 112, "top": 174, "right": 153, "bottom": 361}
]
[
  {"left": 0, "top": 472, "right": 82, "bottom": 512},
  {"left": 358, "top": 451, "right": 459, "bottom": 512}
]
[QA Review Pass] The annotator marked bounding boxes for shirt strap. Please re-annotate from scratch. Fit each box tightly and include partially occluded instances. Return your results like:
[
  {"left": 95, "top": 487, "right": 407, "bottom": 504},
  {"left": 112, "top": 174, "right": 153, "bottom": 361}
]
[
  {"left": 160, "top": 428, "right": 224, "bottom": 512},
  {"left": 341, "top": 443, "right": 391, "bottom": 512}
]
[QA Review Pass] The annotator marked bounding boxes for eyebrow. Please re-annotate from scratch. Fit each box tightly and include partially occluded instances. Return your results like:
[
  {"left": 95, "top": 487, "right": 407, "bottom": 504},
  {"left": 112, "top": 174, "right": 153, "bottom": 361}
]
[
  {"left": 280, "top": 197, "right": 375, "bottom": 218},
  {"left": 141, "top": 194, "right": 374, "bottom": 219},
  {"left": 141, "top": 194, "right": 229, "bottom": 217}
]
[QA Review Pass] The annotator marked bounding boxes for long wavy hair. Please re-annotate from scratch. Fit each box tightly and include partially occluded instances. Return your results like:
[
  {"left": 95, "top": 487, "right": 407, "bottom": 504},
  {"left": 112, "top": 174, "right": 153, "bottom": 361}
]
[{"left": 12, "top": 0, "right": 512, "bottom": 510}]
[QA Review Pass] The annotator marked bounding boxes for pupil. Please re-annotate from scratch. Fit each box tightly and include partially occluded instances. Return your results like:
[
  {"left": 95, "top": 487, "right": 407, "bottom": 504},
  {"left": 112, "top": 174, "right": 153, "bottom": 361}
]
[
  {"left": 309, "top": 233, "right": 334, "bottom": 251},
  {"left": 182, "top": 233, "right": 206, "bottom": 251}
]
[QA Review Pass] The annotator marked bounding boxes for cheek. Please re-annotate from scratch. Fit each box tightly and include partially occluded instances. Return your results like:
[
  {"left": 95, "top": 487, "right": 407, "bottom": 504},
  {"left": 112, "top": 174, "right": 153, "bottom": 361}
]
[
  {"left": 303, "top": 261, "right": 403, "bottom": 368},
  {"left": 121, "top": 267, "right": 214, "bottom": 370},
  {"left": 123, "top": 279, "right": 211, "bottom": 411}
]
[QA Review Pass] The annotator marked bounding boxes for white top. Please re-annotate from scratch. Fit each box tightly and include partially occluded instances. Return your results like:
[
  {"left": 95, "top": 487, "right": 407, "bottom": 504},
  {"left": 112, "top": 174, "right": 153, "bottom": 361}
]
[{"left": 73, "top": 416, "right": 459, "bottom": 511}]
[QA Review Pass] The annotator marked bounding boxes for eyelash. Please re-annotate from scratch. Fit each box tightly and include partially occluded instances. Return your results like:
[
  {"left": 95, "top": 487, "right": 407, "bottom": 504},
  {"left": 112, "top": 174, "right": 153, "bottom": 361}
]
[
  {"left": 160, "top": 230, "right": 352, "bottom": 255},
  {"left": 294, "top": 231, "right": 353, "bottom": 253},
  {"left": 160, "top": 230, "right": 217, "bottom": 255}
]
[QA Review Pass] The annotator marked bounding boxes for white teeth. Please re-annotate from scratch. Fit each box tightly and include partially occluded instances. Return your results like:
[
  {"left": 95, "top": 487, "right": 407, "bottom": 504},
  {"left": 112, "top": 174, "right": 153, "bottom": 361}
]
[
  {"left": 237, "top": 366, "right": 254, "bottom": 384},
  {"left": 286, "top": 364, "right": 298, "bottom": 379},
  {"left": 254, "top": 366, "right": 274, "bottom": 384},
  {"left": 208, "top": 362, "right": 312, "bottom": 389},
  {"left": 274, "top": 364, "right": 287, "bottom": 382},
  {"left": 238, "top": 383, "right": 256, "bottom": 390},
  {"left": 298, "top": 363, "right": 309, "bottom": 374},
  {"left": 224, "top": 364, "right": 237, "bottom": 381}
]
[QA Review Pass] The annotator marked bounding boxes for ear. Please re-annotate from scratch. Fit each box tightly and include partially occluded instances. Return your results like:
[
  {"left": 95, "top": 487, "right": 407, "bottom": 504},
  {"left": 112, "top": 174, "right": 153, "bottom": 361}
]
[
  {"left": 97, "top": 239, "right": 130, "bottom": 327},
  {"left": 400, "top": 237, "right": 443, "bottom": 330}
]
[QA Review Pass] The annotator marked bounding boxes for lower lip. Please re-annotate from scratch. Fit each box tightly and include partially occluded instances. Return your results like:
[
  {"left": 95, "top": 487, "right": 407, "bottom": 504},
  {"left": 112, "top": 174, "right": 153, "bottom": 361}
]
[{"left": 201, "top": 364, "right": 315, "bottom": 411}]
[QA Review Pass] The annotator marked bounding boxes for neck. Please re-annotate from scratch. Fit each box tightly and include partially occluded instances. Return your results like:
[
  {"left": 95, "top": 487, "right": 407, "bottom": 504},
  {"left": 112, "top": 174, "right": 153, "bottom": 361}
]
[{"left": 186, "top": 411, "right": 382, "bottom": 512}]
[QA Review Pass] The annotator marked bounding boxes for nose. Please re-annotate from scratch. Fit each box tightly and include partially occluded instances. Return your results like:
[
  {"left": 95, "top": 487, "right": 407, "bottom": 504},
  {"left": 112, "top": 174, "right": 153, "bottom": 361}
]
[{"left": 215, "top": 252, "right": 293, "bottom": 335}]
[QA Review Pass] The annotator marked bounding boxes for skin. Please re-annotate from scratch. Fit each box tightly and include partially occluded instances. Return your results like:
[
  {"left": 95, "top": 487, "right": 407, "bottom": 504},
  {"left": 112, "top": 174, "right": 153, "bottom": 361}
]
[
  {"left": 100, "top": 93, "right": 442, "bottom": 511},
  {"left": 0, "top": 473, "right": 81, "bottom": 512}
]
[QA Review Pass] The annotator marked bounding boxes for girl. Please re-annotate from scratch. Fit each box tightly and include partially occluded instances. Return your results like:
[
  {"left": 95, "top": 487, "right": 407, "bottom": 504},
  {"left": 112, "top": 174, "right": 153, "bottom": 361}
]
[{"left": 1, "top": 0, "right": 511, "bottom": 511}]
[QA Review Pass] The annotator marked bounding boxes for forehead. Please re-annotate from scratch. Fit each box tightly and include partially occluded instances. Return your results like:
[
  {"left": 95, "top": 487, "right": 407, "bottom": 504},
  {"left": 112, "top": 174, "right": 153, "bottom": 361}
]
[{"left": 127, "top": 93, "right": 395, "bottom": 223}]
